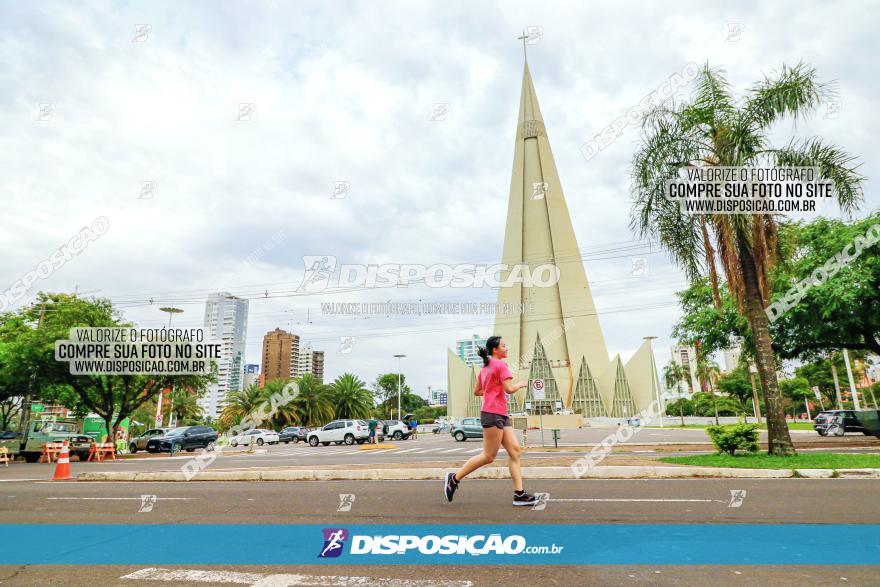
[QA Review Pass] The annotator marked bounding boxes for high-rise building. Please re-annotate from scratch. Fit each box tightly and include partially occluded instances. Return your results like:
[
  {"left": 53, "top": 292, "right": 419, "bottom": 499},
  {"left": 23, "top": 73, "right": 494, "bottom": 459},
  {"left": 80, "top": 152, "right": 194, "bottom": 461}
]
[
  {"left": 261, "top": 328, "right": 300, "bottom": 381},
  {"left": 429, "top": 387, "right": 447, "bottom": 406},
  {"left": 456, "top": 335, "right": 487, "bottom": 368},
  {"left": 295, "top": 343, "right": 325, "bottom": 382},
  {"left": 721, "top": 340, "right": 743, "bottom": 374},
  {"left": 201, "top": 292, "right": 249, "bottom": 418},
  {"left": 243, "top": 363, "right": 260, "bottom": 390},
  {"left": 447, "top": 58, "right": 662, "bottom": 419},
  {"left": 670, "top": 344, "right": 701, "bottom": 394}
]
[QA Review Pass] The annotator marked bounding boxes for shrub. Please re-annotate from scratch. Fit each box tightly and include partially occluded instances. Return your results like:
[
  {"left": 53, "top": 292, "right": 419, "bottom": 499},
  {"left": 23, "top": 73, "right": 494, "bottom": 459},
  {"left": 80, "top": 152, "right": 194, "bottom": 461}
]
[{"left": 705, "top": 423, "right": 760, "bottom": 456}]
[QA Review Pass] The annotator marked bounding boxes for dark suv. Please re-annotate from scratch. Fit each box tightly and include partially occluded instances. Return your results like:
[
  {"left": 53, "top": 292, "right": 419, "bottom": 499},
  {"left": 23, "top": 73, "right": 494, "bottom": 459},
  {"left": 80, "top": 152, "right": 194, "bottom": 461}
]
[
  {"left": 814, "top": 410, "right": 866, "bottom": 436},
  {"left": 146, "top": 426, "right": 217, "bottom": 453},
  {"left": 278, "top": 426, "right": 309, "bottom": 444}
]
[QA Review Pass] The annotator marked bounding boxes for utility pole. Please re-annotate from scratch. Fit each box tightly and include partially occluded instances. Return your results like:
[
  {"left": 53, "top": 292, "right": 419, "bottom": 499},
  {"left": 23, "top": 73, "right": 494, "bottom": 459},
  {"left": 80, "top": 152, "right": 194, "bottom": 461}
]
[
  {"left": 393, "top": 354, "right": 406, "bottom": 421},
  {"left": 830, "top": 357, "right": 843, "bottom": 410},
  {"left": 748, "top": 361, "right": 762, "bottom": 422},
  {"left": 842, "top": 349, "right": 861, "bottom": 410}
]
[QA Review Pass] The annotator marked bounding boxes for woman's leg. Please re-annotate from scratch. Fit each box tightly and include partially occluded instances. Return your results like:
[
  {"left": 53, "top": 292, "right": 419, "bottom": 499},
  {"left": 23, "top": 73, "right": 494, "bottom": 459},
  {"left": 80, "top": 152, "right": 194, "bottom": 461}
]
[
  {"left": 453, "top": 426, "right": 503, "bottom": 481},
  {"left": 500, "top": 426, "right": 523, "bottom": 492}
]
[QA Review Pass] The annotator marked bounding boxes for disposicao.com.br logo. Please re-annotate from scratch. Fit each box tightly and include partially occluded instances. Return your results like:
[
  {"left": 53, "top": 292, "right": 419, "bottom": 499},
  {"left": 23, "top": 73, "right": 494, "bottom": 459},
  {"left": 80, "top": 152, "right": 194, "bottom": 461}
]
[
  {"left": 318, "top": 528, "right": 564, "bottom": 558},
  {"left": 298, "top": 255, "right": 561, "bottom": 291}
]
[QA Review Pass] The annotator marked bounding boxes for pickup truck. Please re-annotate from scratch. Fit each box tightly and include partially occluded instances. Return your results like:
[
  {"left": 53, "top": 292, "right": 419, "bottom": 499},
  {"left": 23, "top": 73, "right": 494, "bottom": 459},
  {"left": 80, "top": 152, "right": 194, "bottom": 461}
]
[{"left": 8, "top": 419, "right": 94, "bottom": 463}]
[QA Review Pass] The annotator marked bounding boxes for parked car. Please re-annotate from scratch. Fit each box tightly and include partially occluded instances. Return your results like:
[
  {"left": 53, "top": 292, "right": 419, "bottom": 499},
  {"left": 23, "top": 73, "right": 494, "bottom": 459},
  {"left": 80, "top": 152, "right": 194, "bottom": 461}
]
[
  {"left": 383, "top": 420, "right": 412, "bottom": 440},
  {"left": 814, "top": 410, "right": 867, "bottom": 436},
  {"left": 146, "top": 426, "right": 218, "bottom": 453},
  {"left": 128, "top": 428, "right": 172, "bottom": 453},
  {"left": 278, "top": 426, "right": 309, "bottom": 443},
  {"left": 450, "top": 417, "right": 483, "bottom": 441},
  {"left": 856, "top": 409, "right": 880, "bottom": 438},
  {"left": 229, "top": 429, "right": 280, "bottom": 447},
  {"left": 307, "top": 420, "right": 369, "bottom": 446}
]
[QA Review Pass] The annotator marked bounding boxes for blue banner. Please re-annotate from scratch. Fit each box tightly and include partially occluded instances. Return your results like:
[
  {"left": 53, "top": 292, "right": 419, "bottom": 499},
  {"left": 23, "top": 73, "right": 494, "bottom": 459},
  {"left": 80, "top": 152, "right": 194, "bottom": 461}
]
[{"left": 1, "top": 524, "right": 877, "bottom": 565}]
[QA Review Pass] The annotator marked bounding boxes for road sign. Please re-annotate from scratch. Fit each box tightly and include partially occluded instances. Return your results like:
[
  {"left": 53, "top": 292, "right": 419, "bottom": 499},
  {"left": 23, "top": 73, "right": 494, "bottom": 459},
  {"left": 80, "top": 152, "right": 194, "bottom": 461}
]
[
  {"left": 30, "top": 403, "right": 45, "bottom": 413},
  {"left": 532, "top": 378, "right": 545, "bottom": 400}
]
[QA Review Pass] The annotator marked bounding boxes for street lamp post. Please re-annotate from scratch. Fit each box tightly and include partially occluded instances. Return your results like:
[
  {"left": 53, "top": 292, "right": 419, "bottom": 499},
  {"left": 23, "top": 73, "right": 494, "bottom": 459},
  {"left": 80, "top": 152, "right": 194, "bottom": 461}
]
[
  {"left": 157, "top": 308, "right": 183, "bottom": 427},
  {"left": 393, "top": 354, "right": 406, "bottom": 420}
]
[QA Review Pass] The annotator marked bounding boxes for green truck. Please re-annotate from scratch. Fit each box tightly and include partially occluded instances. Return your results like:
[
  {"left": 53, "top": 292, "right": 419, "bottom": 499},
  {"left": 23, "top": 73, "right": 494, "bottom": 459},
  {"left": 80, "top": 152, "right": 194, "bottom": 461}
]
[{"left": 3, "top": 418, "right": 94, "bottom": 463}]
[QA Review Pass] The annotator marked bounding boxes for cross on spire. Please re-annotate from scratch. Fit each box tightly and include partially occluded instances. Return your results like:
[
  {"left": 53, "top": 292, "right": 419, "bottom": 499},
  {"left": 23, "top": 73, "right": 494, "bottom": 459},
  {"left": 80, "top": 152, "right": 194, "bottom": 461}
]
[{"left": 516, "top": 30, "right": 529, "bottom": 63}]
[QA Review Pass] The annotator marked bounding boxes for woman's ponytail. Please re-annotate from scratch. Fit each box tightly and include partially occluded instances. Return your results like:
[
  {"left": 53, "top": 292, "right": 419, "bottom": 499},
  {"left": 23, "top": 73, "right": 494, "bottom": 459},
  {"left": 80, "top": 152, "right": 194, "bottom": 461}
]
[
  {"left": 479, "top": 335, "right": 502, "bottom": 367},
  {"left": 477, "top": 346, "right": 490, "bottom": 367}
]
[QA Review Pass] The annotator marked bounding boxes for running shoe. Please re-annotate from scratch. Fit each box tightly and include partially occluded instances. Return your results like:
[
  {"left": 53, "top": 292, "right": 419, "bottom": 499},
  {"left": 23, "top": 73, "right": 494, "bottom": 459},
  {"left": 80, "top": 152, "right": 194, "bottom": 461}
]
[
  {"left": 444, "top": 472, "right": 459, "bottom": 502},
  {"left": 512, "top": 491, "right": 537, "bottom": 506}
]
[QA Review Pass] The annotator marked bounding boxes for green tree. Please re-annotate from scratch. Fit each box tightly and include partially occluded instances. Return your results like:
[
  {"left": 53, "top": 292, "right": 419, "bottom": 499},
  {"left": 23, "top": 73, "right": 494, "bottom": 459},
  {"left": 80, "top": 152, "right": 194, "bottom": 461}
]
[
  {"left": 663, "top": 360, "right": 689, "bottom": 426},
  {"left": 168, "top": 387, "right": 204, "bottom": 426},
  {"left": 779, "top": 376, "right": 814, "bottom": 416},
  {"left": 371, "top": 373, "right": 412, "bottom": 407},
  {"left": 3, "top": 293, "right": 214, "bottom": 441},
  {"left": 716, "top": 364, "right": 755, "bottom": 414},
  {"left": 696, "top": 359, "right": 722, "bottom": 425},
  {"left": 769, "top": 214, "right": 880, "bottom": 360},
  {"left": 329, "top": 373, "right": 372, "bottom": 420},
  {"left": 291, "top": 373, "right": 333, "bottom": 427},
  {"left": 219, "top": 383, "right": 267, "bottom": 430},
  {"left": 631, "top": 62, "right": 864, "bottom": 454}
]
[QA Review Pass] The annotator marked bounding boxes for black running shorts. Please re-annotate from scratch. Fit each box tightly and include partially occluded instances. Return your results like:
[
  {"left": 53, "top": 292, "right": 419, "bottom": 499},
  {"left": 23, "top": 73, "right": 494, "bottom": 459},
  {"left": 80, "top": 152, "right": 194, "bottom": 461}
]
[{"left": 480, "top": 411, "right": 510, "bottom": 429}]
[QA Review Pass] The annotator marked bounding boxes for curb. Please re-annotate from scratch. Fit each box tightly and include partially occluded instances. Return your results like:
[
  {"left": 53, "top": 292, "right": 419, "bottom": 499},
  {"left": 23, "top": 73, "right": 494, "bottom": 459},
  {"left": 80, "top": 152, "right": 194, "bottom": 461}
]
[{"left": 75, "top": 466, "right": 880, "bottom": 482}]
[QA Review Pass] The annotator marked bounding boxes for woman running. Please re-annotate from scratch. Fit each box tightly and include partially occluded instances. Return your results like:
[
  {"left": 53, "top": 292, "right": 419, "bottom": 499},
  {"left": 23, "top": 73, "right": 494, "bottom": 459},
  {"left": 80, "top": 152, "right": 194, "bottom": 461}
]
[{"left": 444, "top": 335, "right": 537, "bottom": 506}]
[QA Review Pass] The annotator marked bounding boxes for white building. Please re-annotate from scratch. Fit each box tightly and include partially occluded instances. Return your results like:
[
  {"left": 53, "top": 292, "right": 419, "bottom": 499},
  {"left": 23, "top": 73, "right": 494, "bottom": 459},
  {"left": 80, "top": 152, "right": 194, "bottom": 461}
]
[
  {"left": 201, "top": 292, "right": 249, "bottom": 418},
  {"left": 294, "top": 343, "right": 325, "bottom": 382},
  {"left": 455, "top": 335, "right": 487, "bottom": 368},
  {"left": 670, "top": 344, "right": 701, "bottom": 394},
  {"left": 721, "top": 340, "right": 743, "bottom": 374}
]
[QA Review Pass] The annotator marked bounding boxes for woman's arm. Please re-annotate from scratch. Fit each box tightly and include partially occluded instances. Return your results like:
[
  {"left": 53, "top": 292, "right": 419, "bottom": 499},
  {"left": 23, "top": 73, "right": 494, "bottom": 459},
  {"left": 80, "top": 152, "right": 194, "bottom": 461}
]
[
  {"left": 502, "top": 378, "right": 527, "bottom": 395},
  {"left": 473, "top": 379, "right": 484, "bottom": 396}
]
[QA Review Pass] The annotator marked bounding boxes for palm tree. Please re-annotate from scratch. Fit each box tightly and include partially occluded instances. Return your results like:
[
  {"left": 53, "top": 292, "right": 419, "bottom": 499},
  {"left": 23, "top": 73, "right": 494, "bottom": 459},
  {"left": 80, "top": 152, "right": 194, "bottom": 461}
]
[
  {"left": 218, "top": 383, "right": 265, "bottom": 430},
  {"left": 261, "top": 378, "right": 301, "bottom": 429},
  {"left": 169, "top": 387, "right": 203, "bottom": 425},
  {"left": 631, "top": 63, "right": 864, "bottom": 455},
  {"left": 291, "top": 373, "right": 333, "bottom": 427},
  {"left": 663, "top": 361, "right": 688, "bottom": 426},
  {"left": 329, "top": 373, "right": 373, "bottom": 419},
  {"left": 697, "top": 359, "right": 722, "bottom": 425}
]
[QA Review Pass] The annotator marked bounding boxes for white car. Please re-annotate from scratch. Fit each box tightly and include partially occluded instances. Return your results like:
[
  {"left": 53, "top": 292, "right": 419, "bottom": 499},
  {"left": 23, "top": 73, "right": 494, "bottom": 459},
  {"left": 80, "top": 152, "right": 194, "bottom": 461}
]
[
  {"left": 229, "top": 429, "right": 279, "bottom": 447},
  {"left": 308, "top": 420, "right": 370, "bottom": 446},
  {"left": 383, "top": 419, "right": 412, "bottom": 440}
]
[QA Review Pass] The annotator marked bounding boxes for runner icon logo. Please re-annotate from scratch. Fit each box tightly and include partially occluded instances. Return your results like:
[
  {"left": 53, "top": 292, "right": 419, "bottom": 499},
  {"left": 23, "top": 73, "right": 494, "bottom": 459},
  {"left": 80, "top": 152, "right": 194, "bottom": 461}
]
[{"left": 318, "top": 528, "right": 349, "bottom": 558}]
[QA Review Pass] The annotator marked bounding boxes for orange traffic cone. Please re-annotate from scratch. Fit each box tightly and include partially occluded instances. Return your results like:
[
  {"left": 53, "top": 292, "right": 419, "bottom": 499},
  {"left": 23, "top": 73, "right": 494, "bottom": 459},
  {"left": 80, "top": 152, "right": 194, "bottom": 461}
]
[{"left": 52, "top": 440, "right": 72, "bottom": 481}]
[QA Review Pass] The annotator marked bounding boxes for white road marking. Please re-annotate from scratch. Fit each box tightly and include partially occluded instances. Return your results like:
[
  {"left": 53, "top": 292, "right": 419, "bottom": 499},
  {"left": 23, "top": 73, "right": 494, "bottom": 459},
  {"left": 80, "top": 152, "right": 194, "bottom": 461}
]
[
  {"left": 439, "top": 448, "right": 467, "bottom": 453},
  {"left": 121, "top": 567, "right": 474, "bottom": 586},
  {"left": 548, "top": 498, "right": 719, "bottom": 502},
  {"left": 390, "top": 448, "right": 423, "bottom": 454},
  {"left": 47, "top": 497, "right": 196, "bottom": 500},
  {"left": 0, "top": 478, "right": 44, "bottom": 482}
]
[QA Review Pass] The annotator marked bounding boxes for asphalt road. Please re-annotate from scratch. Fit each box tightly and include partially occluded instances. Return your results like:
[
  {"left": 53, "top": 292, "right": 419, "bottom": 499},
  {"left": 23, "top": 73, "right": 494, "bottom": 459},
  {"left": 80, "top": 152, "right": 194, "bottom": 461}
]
[
  {"left": 0, "top": 478, "right": 877, "bottom": 585},
  {"left": 1, "top": 429, "right": 875, "bottom": 481}
]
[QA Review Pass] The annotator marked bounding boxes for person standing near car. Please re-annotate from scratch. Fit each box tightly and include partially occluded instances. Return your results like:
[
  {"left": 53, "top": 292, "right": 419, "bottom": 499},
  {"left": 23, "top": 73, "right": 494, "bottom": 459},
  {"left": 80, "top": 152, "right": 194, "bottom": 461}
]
[
  {"left": 368, "top": 416, "right": 379, "bottom": 444},
  {"left": 409, "top": 417, "right": 419, "bottom": 440},
  {"left": 444, "top": 335, "right": 536, "bottom": 506}
]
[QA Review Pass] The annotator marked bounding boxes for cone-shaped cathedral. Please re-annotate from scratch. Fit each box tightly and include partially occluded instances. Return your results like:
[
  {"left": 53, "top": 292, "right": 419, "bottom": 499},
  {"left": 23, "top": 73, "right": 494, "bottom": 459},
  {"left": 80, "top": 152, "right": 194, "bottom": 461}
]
[{"left": 447, "top": 60, "right": 661, "bottom": 419}]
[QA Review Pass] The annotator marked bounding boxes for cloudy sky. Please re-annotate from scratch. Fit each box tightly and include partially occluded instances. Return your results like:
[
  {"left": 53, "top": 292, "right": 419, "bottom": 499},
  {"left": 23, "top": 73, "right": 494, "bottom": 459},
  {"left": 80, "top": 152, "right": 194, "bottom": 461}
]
[{"left": 2, "top": 1, "right": 877, "bottom": 398}]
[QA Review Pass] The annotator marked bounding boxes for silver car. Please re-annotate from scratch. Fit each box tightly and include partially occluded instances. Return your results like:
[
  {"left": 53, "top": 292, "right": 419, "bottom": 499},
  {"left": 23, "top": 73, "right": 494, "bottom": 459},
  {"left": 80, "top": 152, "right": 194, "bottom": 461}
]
[{"left": 129, "top": 428, "right": 172, "bottom": 453}]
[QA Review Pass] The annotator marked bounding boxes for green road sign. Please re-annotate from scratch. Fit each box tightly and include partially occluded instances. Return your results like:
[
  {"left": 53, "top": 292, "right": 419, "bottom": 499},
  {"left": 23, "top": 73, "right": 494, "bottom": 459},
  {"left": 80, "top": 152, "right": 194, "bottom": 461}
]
[{"left": 30, "top": 403, "right": 45, "bottom": 413}]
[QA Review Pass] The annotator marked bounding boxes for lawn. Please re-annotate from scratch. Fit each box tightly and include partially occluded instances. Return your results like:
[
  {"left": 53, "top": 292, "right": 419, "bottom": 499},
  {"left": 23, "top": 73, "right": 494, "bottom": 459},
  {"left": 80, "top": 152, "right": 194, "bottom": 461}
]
[{"left": 659, "top": 452, "right": 880, "bottom": 469}]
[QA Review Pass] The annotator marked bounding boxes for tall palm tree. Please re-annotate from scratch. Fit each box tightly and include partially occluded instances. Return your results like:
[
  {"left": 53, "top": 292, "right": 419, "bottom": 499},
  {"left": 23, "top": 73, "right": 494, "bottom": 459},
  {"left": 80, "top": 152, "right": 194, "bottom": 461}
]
[
  {"left": 169, "top": 387, "right": 203, "bottom": 425},
  {"left": 631, "top": 63, "right": 864, "bottom": 455},
  {"left": 218, "top": 383, "right": 265, "bottom": 430},
  {"left": 663, "top": 361, "right": 688, "bottom": 426},
  {"left": 329, "top": 373, "right": 373, "bottom": 419},
  {"left": 697, "top": 359, "right": 722, "bottom": 425},
  {"left": 291, "top": 373, "right": 333, "bottom": 427},
  {"left": 261, "top": 378, "right": 302, "bottom": 429}
]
